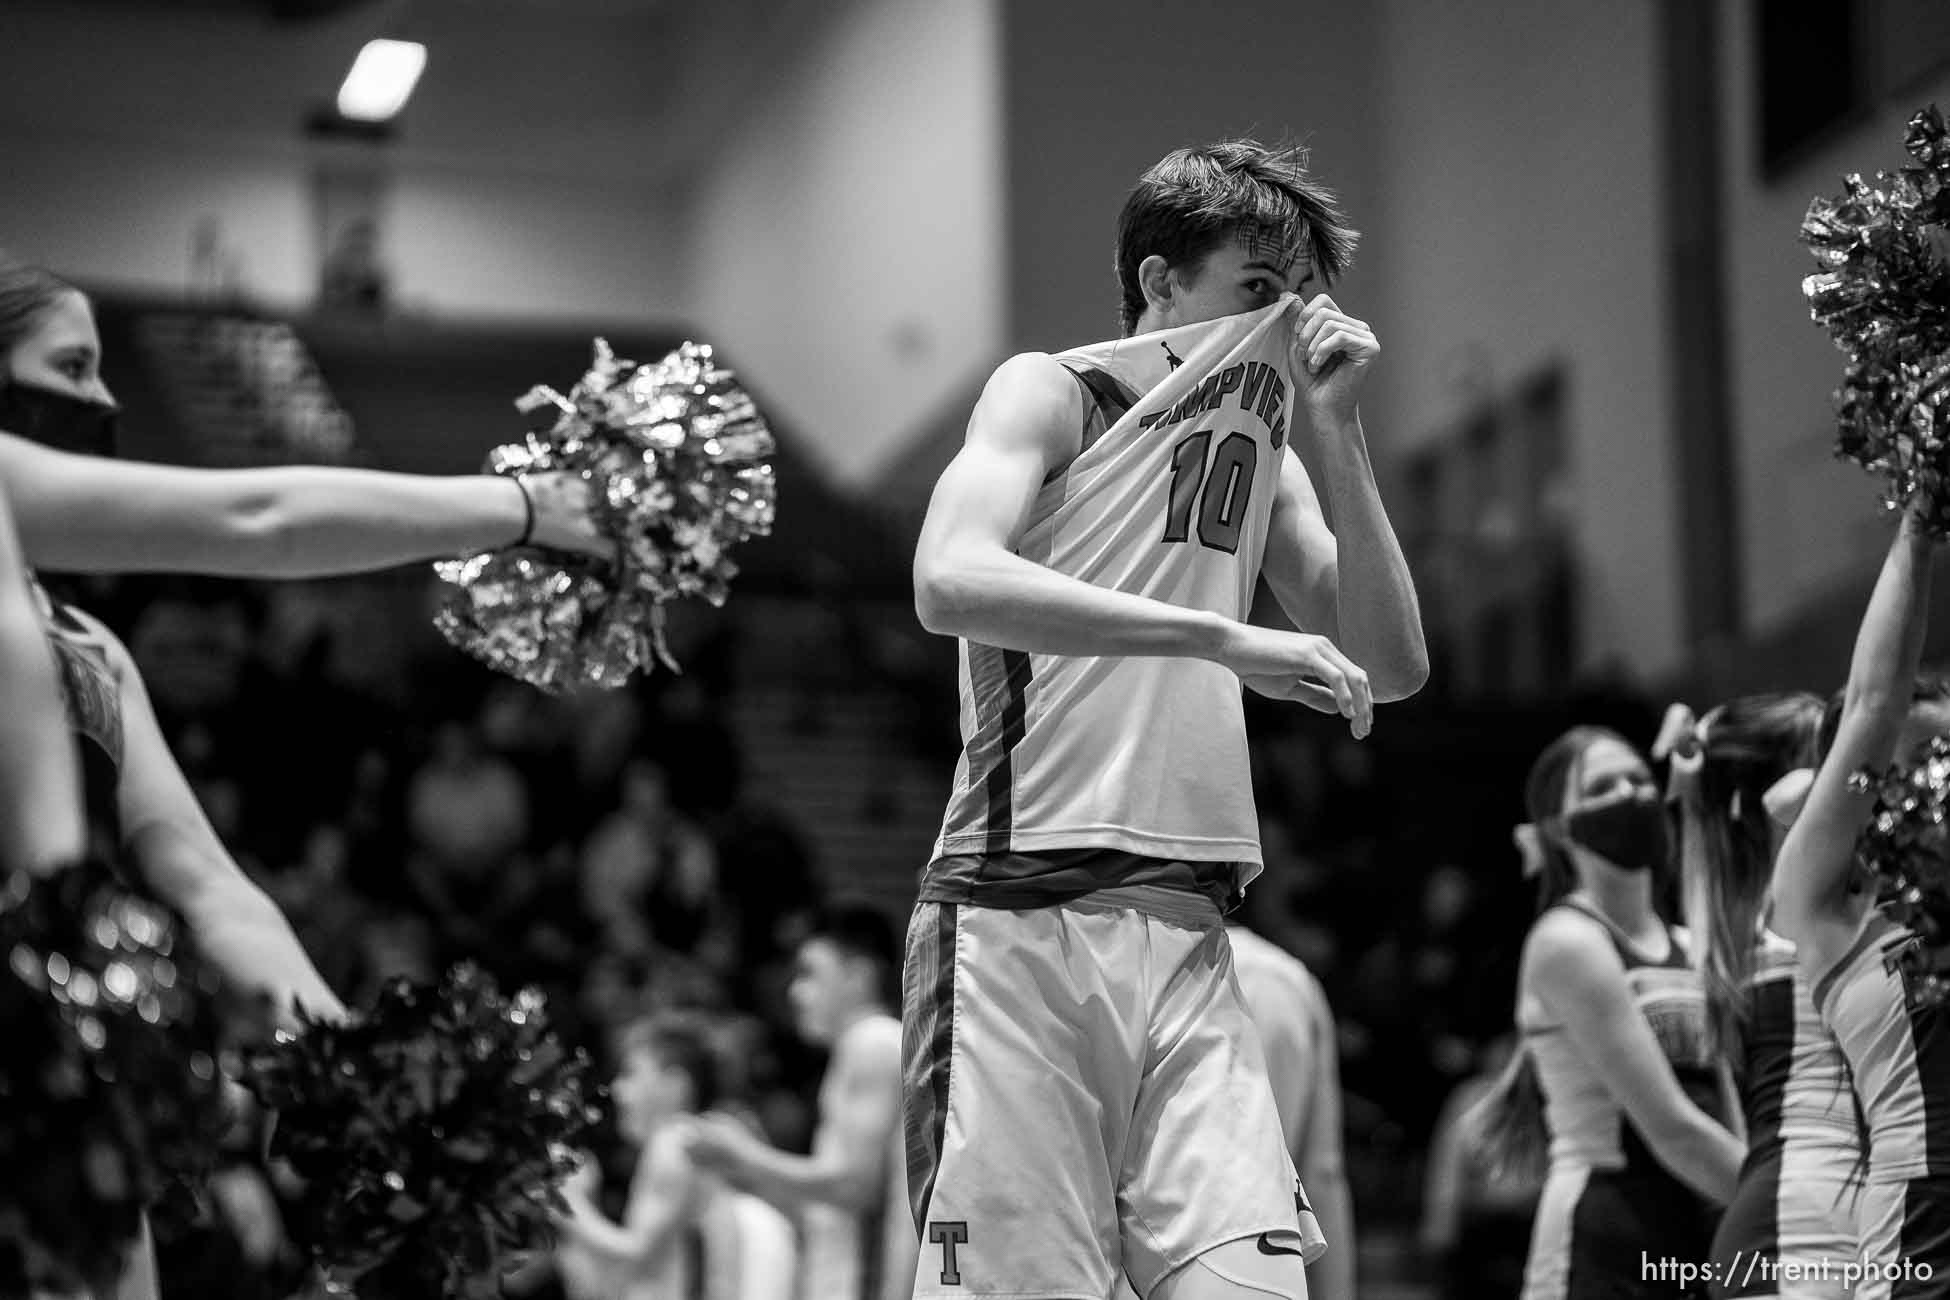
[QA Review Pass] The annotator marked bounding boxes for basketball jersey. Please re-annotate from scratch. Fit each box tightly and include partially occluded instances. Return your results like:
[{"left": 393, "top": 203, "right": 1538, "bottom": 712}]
[
  {"left": 1520, "top": 899, "right": 1722, "bottom": 1171},
  {"left": 799, "top": 1014, "right": 902, "bottom": 1300},
  {"left": 1812, "top": 921, "right": 1950, "bottom": 1182},
  {"left": 927, "top": 300, "right": 1306, "bottom": 892}
]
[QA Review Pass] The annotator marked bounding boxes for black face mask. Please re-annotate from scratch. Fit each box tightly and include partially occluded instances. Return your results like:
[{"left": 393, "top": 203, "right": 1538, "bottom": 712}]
[
  {"left": 1554, "top": 790, "right": 1669, "bottom": 872},
  {"left": 0, "top": 380, "right": 118, "bottom": 458}
]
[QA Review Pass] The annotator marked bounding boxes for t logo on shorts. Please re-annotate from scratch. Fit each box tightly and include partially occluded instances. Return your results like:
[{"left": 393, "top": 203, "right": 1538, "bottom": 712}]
[{"left": 928, "top": 1221, "right": 969, "bottom": 1285}]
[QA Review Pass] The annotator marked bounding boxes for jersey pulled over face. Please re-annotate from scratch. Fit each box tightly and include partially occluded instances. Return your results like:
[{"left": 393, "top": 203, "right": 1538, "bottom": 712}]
[
  {"left": 930, "top": 300, "right": 1309, "bottom": 882},
  {"left": 1153, "top": 231, "right": 1316, "bottom": 333}
]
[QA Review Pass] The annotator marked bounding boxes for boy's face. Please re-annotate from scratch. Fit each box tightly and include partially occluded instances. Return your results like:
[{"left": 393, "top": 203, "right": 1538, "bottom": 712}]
[
  {"left": 1161, "top": 231, "right": 1316, "bottom": 329},
  {"left": 613, "top": 1044, "right": 686, "bottom": 1140},
  {"left": 787, "top": 938, "right": 854, "bottom": 1045}
]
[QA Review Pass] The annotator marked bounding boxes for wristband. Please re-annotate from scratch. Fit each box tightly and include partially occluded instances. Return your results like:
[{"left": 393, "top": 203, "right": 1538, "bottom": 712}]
[{"left": 514, "top": 476, "right": 536, "bottom": 547}]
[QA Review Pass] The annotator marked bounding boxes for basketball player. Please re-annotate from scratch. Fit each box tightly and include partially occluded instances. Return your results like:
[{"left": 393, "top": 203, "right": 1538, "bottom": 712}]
[
  {"left": 1114, "top": 924, "right": 1356, "bottom": 1300},
  {"left": 685, "top": 906, "right": 912, "bottom": 1300},
  {"left": 1226, "top": 924, "right": 1355, "bottom": 1300},
  {"left": 554, "top": 1017, "right": 715, "bottom": 1299},
  {"left": 906, "top": 139, "right": 1426, "bottom": 1300}
]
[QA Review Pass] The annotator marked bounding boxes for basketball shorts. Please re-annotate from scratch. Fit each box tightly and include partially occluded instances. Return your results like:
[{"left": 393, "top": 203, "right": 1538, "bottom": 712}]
[{"left": 901, "top": 898, "right": 1326, "bottom": 1300}]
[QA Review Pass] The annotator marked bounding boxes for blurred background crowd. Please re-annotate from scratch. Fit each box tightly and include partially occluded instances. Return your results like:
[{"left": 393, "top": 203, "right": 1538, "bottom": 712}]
[{"left": 6, "top": 0, "right": 1950, "bottom": 1295}]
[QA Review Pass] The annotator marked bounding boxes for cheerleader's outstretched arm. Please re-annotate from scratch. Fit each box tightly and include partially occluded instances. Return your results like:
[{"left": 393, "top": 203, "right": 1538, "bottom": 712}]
[
  {"left": 0, "top": 431, "right": 607, "bottom": 578},
  {"left": 1772, "top": 509, "right": 1935, "bottom": 981}
]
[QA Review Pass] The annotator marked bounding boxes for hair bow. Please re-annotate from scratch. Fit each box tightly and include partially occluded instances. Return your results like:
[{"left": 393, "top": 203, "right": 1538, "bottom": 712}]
[
  {"left": 1514, "top": 822, "right": 1546, "bottom": 878},
  {"left": 1653, "top": 701, "right": 1707, "bottom": 803}
]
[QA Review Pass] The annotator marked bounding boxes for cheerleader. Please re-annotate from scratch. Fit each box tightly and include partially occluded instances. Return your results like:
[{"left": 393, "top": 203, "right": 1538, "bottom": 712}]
[
  {"left": 1478, "top": 726, "right": 1741, "bottom": 1299},
  {"left": 1660, "top": 695, "right": 1861, "bottom": 1299},
  {"left": 0, "top": 252, "right": 603, "bottom": 1298},
  {"left": 1771, "top": 506, "right": 1950, "bottom": 1300}
]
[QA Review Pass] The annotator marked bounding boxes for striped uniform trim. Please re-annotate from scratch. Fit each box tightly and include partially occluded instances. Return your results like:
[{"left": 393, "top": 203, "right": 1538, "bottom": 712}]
[
  {"left": 1040, "top": 364, "right": 1140, "bottom": 491},
  {"left": 961, "top": 643, "right": 1033, "bottom": 853},
  {"left": 1067, "top": 365, "right": 1138, "bottom": 454},
  {"left": 1812, "top": 925, "right": 1881, "bottom": 1013},
  {"left": 1743, "top": 970, "right": 1795, "bottom": 1157},
  {"left": 902, "top": 901, "right": 959, "bottom": 1236}
]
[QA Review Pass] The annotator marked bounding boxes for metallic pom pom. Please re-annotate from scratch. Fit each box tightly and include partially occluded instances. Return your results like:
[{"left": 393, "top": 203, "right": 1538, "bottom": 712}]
[
  {"left": 1801, "top": 106, "right": 1950, "bottom": 536},
  {"left": 244, "top": 962, "right": 607, "bottom": 1298},
  {"left": 1855, "top": 733, "right": 1950, "bottom": 1007},
  {"left": 0, "top": 860, "right": 229, "bottom": 1296},
  {"left": 434, "top": 340, "right": 777, "bottom": 692}
]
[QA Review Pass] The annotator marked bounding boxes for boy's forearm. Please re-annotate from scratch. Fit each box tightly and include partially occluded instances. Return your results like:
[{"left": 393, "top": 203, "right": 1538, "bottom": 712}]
[
  {"left": 919, "top": 548, "right": 1231, "bottom": 661},
  {"left": 1314, "top": 417, "right": 1428, "bottom": 698}
]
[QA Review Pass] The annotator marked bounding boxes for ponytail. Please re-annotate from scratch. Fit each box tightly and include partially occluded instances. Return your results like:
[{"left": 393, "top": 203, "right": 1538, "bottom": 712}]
[
  {"left": 1668, "top": 693, "right": 1823, "bottom": 1063},
  {"left": 1465, "top": 1041, "right": 1548, "bottom": 1181}
]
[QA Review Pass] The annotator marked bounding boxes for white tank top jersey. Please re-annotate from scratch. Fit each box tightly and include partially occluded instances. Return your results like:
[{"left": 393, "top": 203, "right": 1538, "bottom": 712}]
[{"left": 927, "top": 300, "right": 1308, "bottom": 896}]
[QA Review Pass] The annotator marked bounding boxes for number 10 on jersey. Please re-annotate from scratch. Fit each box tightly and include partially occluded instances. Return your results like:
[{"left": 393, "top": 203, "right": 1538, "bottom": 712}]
[{"left": 1162, "top": 430, "right": 1258, "bottom": 554}]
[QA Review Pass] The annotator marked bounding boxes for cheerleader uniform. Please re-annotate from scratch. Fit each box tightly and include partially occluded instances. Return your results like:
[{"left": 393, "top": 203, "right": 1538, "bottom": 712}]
[
  {"left": 1520, "top": 898, "right": 1726, "bottom": 1300},
  {"left": 37, "top": 584, "right": 126, "bottom": 854},
  {"left": 1811, "top": 922, "right": 1950, "bottom": 1300},
  {"left": 1709, "top": 932, "right": 1862, "bottom": 1298}
]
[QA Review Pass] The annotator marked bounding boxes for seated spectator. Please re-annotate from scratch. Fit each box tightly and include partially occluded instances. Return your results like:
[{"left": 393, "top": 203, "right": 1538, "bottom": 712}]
[
  {"left": 263, "top": 824, "right": 373, "bottom": 995},
  {"left": 403, "top": 721, "right": 536, "bottom": 965},
  {"left": 579, "top": 758, "right": 724, "bottom": 962}
]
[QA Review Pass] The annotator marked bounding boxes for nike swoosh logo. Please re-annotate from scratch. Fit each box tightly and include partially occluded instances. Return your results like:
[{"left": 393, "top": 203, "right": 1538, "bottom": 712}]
[{"left": 1256, "top": 1234, "right": 1306, "bottom": 1258}]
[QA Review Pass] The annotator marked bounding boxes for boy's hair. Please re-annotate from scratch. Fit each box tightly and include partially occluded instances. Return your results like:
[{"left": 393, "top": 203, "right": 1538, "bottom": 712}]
[
  {"left": 617, "top": 1015, "right": 721, "bottom": 1113},
  {"left": 1671, "top": 693, "right": 1824, "bottom": 1059},
  {"left": 804, "top": 903, "right": 900, "bottom": 1008},
  {"left": 1114, "top": 138, "right": 1359, "bottom": 334}
]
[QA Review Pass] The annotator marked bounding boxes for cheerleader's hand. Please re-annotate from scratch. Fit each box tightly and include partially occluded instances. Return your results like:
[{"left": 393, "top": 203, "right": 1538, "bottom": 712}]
[{"left": 519, "top": 472, "right": 617, "bottom": 563}]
